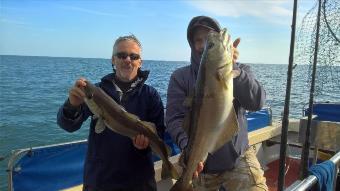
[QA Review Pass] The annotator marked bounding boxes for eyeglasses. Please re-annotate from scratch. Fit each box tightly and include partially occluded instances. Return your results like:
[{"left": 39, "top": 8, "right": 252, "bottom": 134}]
[{"left": 115, "top": 52, "right": 141, "bottom": 61}]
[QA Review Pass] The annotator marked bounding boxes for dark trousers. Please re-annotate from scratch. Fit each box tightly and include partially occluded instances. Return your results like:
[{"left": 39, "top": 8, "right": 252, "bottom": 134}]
[{"left": 83, "top": 178, "right": 157, "bottom": 191}]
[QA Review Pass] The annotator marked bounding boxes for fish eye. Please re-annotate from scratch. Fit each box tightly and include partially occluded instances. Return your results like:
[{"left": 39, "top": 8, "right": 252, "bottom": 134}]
[
  {"left": 89, "top": 93, "right": 94, "bottom": 99},
  {"left": 84, "top": 89, "right": 94, "bottom": 99},
  {"left": 207, "top": 42, "right": 214, "bottom": 49}
]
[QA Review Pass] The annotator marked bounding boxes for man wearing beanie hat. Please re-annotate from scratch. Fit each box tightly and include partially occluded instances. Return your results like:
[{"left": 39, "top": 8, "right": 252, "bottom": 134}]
[{"left": 166, "top": 16, "right": 268, "bottom": 191}]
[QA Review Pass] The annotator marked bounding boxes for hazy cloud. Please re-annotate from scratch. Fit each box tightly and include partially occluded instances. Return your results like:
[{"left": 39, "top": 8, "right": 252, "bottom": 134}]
[
  {"left": 187, "top": 0, "right": 293, "bottom": 25},
  {"left": 0, "top": 18, "right": 30, "bottom": 25},
  {"left": 0, "top": 18, "right": 56, "bottom": 32},
  {"left": 59, "top": 5, "right": 122, "bottom": 17}
]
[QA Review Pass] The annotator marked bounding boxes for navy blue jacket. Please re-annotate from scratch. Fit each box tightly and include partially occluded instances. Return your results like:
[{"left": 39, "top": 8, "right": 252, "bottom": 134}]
[{"left": 57, "top": 71, "right": 165, "bottom": 189}]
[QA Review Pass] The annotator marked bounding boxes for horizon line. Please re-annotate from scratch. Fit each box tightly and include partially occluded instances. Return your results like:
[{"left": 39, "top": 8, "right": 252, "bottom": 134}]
[{"left": 0, "top": 54, "right": 304, "bottom": 65}]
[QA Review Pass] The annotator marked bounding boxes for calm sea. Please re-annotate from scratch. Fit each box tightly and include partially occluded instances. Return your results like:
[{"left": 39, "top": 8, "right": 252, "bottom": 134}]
[{"left": 0, "top": 55, "right": 339, "bottom": 189}]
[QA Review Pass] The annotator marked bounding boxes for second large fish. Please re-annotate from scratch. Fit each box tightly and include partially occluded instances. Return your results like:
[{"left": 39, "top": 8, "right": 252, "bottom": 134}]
[
  {"left": 170, "top": 28, "right": 239, "bottom": 191},
  {"left": 82, "top": 81, "right": 179, "bottom": 180}
]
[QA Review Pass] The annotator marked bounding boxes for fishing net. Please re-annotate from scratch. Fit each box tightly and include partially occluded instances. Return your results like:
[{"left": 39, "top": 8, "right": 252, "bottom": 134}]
[{"left": 294, "top": 0, "right": 340, "bottom": 97}]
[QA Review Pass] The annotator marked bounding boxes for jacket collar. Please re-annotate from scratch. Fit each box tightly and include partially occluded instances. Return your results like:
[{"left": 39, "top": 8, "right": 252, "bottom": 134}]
[{"left": 101, "top": 68, "right": 150, "bottom": 95}]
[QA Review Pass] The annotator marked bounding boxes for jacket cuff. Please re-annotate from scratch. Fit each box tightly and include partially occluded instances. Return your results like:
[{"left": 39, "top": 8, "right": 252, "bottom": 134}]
[
  {"left": 233, "top": 62, "right": 240, "bottom": 70},
  {"left": 63, "top": 99, "right": 81, "bottom": 120},
  {"left": 233, "top": 62, "right": 242, "bottom": 80},
  {"left": 179, "top": 137, "right": 188, "bottom": 151},
  {"left": 233, "top": 62, "right": 245, "bottom": 81}
]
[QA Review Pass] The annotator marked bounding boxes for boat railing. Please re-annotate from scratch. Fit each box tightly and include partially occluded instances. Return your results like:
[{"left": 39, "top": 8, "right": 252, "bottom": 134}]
[
  {"left": 286, "top": 151, "right": 340, "bottom": 191},
  {"left": 7, "top": 139, "right": 87, "bottom": 191}
]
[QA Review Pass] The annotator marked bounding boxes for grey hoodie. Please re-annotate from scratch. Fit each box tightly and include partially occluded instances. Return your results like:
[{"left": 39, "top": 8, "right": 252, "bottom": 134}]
[{"left": 165, "top": 16, "right": 266, "bottom": 173}]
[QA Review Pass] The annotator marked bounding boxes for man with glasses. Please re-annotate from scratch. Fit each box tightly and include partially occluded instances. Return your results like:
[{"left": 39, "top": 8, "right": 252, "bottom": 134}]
[
  {"left": 166, "top": 16, "right": 268, "bottom": 191},
  {"left": 57, "top": 35, "right": 164, "bottom": 191}
]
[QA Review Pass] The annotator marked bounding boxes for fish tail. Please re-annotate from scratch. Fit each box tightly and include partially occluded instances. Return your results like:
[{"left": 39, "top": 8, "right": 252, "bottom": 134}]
[
  {"left": 161, "top": 161, "right": 180, "bottom": 180},
  {"left": 169, "top": 178, "right": 193, "bottom": 191}
]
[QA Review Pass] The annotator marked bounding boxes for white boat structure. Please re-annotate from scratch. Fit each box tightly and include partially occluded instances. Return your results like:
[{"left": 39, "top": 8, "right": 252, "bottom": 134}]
[{"left": 7, "top": 103, "right": 340, "bottom": 191}]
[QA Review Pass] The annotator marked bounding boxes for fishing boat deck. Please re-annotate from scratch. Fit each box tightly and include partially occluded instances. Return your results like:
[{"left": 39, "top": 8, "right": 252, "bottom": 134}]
[
  {"left": 8, "top": 104, "right": 340, "bottom": 191},
  {"left": 265, "top": 157, "right": 301, "bottom": 191},
  {"left": 62, "top": 122, "right": 284, "bottom": 191}
]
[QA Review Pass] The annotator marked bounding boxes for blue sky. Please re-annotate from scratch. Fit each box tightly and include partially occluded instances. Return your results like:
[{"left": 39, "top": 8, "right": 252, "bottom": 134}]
[{"left": 1, "top": 0, "right": 315, "bottom": 64}]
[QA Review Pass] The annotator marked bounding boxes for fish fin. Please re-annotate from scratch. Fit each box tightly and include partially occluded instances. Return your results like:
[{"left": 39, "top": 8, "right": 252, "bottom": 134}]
[
  {"left": 183, "top": 97, "right": 193, "bottom": 107},
  {"left": 216, "top": 65, "right": 233, "bottom": 89},
  {"left": 125, "top": 111, "right": 157, "bottom": 135},
  {"left": 161, "top": 160, "right": 180, "bottom": 180},
  {"left": 170, "top": 178, "right": 194, "bottom": 191},
  {"left": 182, "top": 89, "right": 195, "bottom": 135},
  {"left": 178, "top": 148, "right": 189, "bottom": 168},
  {"left": 182, "top": 112, "right": 191, "bottom": 135},
  {"left": 125, "top": 112, "right": 140, "bottom": 120},
  {"left": 210, "top": 107, "right": 239, "bottom": 154},
  {"left": 183, "top": 89, "right": 195, "bottom": 108},
  {"left": 165, "top": 144, "right": 172, "bottom": 156},
  {"left": 125, "top": 113, "right": 157, "bottom": 134},
  {"left": 95, "top": 117, "right": 106, "bottom": 134},
  {"left": 142, "top": 121, "right": 157, "bottom": 134},
  {"left": 231, "top": 70, "right": 240, "bottom": 78}
]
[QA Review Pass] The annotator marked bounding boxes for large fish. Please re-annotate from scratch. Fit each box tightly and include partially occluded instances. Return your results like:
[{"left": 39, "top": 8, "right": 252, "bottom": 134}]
[
  {"left": 82, "top": 81, "right": 179, "bottom": 180},
  {"left": 170, "top": 28, "right": 239, "bottom": 191}
]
